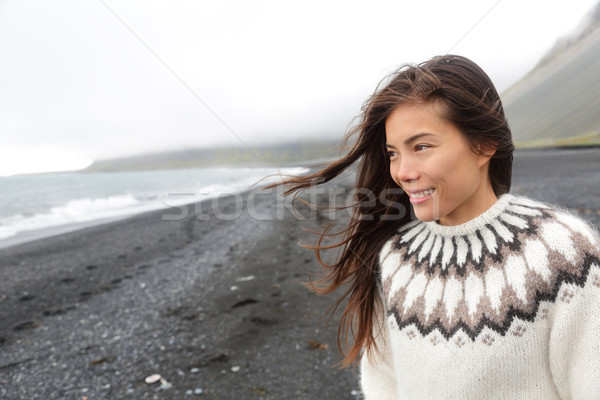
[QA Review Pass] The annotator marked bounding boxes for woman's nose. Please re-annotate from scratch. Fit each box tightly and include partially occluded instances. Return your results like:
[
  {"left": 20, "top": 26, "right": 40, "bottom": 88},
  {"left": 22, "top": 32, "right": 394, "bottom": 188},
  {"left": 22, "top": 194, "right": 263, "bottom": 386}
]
[{"left": 393, "top": 157, "right": 420, "bottom": 184}]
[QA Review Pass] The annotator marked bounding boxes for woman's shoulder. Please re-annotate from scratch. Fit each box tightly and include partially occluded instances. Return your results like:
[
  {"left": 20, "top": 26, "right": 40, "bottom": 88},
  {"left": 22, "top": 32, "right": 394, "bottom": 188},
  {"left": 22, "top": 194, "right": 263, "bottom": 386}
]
[
  {"left": 513, "top": 193, "right": 600, "bottom": 244},
  {"left": 488, "top": 194, "right": 600, "bottom": 281}
]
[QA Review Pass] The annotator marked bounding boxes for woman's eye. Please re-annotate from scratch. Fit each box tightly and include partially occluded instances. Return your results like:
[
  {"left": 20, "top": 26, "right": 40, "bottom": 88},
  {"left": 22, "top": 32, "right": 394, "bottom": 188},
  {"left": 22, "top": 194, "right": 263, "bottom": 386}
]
[
  {"left": 415, "top": 144, "right": 430, "bottom": 151},
  {"left": 387, "top": 151, "right": 398, "bottom": 158}
]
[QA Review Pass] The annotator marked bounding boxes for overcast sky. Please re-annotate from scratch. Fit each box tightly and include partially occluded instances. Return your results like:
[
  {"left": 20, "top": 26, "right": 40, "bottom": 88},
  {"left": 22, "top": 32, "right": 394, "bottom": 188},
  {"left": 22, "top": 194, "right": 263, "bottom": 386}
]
[{"left": 0, "top": 0, "right": 598, "bottom": 176}]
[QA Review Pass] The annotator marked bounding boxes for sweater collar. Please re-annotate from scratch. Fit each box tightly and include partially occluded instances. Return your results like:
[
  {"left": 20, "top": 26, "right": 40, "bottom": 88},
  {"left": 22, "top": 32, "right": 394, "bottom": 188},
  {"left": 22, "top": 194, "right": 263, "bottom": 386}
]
[{"left": 422, "top": 193, "right": 514, "bottom": 238}]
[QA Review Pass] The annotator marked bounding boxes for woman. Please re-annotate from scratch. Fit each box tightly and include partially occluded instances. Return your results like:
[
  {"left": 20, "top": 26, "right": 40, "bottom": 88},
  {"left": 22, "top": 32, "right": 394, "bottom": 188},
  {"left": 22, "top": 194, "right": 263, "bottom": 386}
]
[{"left": 275, "top": 55, "right": 600, "bottom": 398}]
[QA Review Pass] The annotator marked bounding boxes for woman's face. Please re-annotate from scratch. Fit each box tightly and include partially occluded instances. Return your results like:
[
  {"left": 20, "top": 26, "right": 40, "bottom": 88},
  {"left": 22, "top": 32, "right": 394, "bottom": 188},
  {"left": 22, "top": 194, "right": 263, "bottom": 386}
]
[{"left": 385, "top": 101, "right": 496, "bottom": 226}]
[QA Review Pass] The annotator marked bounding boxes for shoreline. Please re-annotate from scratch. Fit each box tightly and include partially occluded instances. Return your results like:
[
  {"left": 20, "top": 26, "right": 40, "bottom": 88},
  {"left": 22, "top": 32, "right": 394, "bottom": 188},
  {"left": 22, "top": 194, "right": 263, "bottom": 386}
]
[
  {"left": 0, "top": 193, "right": 252, "bottom": 251},
  {"left": 0, "top": 163, "right": 321, "bottom": 251}
]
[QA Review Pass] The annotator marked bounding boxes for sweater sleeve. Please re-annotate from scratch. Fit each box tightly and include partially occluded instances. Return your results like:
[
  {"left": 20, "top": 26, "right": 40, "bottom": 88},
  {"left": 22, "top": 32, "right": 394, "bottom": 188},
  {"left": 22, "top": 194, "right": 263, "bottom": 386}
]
[
  {"left": 548, "top": 261, "right": 600, "bottom": 399},
  {"left": 360, "top": 287, "right": 399, "bottom": 400}
]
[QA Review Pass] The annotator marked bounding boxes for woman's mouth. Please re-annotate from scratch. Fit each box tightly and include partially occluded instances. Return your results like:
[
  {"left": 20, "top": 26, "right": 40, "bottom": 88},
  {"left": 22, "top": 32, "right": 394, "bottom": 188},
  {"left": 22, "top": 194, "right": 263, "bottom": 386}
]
[{"left": 408, "top": 188, "right": 434, "bottom": 204}]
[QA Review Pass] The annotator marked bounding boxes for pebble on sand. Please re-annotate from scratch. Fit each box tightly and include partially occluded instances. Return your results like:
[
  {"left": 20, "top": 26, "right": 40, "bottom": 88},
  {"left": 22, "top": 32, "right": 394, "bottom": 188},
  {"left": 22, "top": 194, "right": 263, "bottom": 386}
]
[{"left": 144, "top": 374, "right": 161, "bottom": 384}]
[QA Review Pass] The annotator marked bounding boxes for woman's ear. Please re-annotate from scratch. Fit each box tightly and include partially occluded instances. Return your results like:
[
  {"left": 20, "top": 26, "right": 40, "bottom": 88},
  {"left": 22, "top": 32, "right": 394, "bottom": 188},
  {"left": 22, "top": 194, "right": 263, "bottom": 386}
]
[{"left": 476, "top": 141, "right": 497, "bottom": 167}]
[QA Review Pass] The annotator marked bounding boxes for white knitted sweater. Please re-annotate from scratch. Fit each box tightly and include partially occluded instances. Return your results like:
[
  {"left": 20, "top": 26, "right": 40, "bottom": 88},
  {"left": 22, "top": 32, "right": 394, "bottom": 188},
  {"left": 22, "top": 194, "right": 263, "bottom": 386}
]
[{"left": 360, "top": 193, "right": 600, "bottom": 399}]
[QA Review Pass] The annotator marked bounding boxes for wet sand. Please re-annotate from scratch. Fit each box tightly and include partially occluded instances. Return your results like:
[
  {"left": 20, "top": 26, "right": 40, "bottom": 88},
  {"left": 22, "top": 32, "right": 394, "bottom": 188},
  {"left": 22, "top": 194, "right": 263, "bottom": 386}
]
[{"left": 1, "top": 147, "right": 599, "bottom": 399}]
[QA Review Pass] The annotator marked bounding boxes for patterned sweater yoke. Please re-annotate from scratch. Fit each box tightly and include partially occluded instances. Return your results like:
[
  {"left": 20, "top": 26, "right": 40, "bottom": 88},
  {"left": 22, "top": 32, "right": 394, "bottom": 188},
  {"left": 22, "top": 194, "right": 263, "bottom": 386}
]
[{"left": 360, "top": 193, "right": 600, "bottom": 400}]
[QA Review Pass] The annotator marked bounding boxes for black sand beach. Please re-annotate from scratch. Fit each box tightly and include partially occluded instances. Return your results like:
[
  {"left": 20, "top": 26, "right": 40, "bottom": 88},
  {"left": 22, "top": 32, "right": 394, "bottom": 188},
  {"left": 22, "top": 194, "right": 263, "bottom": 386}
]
[{"left": 1, "top": 147, "right": 600, "bottom": 399}]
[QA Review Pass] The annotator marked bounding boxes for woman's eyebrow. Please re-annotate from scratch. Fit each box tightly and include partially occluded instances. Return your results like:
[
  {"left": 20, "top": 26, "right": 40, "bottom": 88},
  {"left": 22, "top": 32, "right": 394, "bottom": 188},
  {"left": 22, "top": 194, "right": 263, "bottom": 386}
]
[
  {"left": 386, "top": 132, "right": 436, "bottom": 149},
  {"left": 404, "top": 132, "right": 435, "bottom": 145}
]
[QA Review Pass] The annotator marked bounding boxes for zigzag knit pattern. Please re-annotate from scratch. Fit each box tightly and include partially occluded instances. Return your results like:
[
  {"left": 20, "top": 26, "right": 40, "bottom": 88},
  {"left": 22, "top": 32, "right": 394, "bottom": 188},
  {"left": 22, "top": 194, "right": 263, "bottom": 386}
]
[{"left": 379, "top": 193, "right": 600, "bottom": 342}]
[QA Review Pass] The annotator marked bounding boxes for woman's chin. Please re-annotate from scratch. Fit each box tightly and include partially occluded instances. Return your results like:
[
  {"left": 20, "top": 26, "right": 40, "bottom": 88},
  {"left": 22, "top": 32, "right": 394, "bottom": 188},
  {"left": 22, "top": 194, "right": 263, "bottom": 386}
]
[{"left": 413, "top": 211, "right": 436, "bottom": 223}]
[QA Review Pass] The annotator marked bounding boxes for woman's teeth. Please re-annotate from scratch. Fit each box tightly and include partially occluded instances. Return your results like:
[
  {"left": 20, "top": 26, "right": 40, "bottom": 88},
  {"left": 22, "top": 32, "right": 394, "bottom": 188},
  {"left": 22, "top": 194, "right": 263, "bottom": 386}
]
[{"left": 409, "top": 189, "right": 434, "bottom": 198}]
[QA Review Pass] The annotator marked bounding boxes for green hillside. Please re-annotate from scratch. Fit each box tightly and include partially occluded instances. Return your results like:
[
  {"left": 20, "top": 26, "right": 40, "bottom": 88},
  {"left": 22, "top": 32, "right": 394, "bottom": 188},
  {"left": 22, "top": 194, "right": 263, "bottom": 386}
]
[{"left": 502, "top": 6, "right": 600, "bottom": 148}]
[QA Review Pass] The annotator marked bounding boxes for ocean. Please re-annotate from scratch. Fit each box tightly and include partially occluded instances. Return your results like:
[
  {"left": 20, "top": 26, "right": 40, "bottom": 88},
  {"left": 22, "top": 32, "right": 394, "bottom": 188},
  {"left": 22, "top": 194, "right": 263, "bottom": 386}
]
[{"left": 0, "top": 166, "right": 308, "bottom": 247}]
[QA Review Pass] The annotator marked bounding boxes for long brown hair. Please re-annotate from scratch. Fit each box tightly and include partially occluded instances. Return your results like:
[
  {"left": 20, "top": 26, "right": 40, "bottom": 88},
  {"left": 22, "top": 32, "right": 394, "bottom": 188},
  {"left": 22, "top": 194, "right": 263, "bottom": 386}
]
[{"left": 272, "top": 54, "right": 514, "bottom": 367}]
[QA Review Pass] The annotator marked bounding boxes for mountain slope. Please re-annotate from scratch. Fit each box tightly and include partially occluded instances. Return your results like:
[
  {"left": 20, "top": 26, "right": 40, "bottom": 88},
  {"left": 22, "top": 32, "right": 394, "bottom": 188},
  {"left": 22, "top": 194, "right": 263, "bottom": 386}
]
[{"left": 502, "top": 23, "right": 600, "bottom": 147}]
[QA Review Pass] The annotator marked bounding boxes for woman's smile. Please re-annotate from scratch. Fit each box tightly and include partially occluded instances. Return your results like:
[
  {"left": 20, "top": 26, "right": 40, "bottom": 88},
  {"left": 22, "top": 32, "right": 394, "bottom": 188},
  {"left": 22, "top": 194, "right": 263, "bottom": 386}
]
[{"left": 405, "top": 188, "right": 435, "bottom": 204}]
